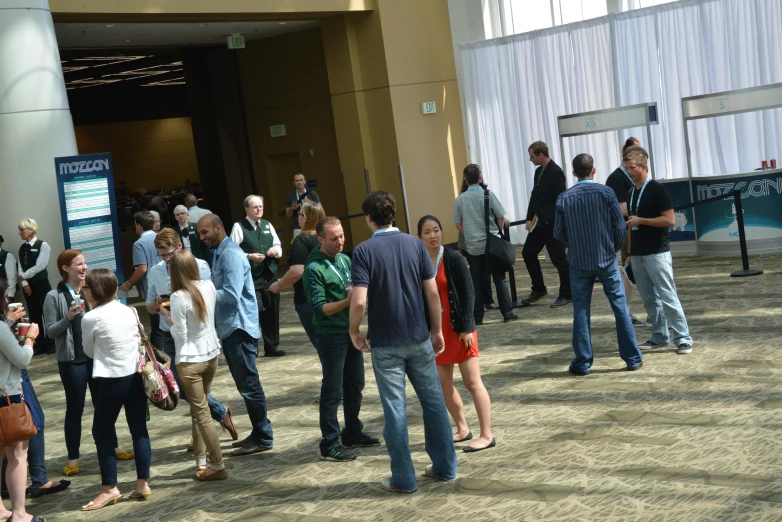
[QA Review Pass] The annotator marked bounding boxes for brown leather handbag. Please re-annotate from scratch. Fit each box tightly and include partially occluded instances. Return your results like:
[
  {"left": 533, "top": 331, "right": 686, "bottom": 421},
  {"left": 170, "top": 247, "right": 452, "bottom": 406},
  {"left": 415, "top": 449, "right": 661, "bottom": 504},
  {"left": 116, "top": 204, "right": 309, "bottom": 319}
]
[{"left": 0, "top": 390, "right": 38, "bottom": 446}]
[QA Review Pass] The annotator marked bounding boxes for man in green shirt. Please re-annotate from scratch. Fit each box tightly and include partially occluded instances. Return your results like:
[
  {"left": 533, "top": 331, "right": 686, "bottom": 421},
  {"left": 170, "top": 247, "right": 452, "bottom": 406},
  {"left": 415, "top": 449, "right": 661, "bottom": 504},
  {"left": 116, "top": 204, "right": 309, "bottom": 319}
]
[{"left": 303, "top": 217, "right": 378, "bottom": 462}]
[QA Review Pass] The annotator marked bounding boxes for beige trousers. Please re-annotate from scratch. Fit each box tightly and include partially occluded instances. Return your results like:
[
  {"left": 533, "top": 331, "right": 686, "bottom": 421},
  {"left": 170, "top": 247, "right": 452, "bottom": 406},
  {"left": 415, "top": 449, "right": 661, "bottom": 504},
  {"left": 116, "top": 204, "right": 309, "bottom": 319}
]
[{"left": 176, "top": 357, "right": 223, "bottom": 469}]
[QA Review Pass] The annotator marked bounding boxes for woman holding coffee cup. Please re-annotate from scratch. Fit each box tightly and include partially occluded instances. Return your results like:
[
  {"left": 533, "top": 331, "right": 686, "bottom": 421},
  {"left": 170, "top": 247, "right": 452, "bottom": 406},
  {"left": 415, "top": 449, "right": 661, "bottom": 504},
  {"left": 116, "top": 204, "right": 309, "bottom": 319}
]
[
  {"left": 43, "top": 250, "right": 133, "bottom": 478},
  {"left": 0, "top": 279, "right": 46, "bottom": 521}
]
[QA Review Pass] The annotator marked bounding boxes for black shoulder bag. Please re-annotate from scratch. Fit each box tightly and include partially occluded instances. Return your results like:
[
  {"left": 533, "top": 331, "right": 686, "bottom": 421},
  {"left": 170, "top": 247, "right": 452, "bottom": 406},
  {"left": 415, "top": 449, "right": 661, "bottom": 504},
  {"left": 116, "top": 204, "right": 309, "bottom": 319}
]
[{"left": 484, "top": 190, "right": 516, "bottom": 272}]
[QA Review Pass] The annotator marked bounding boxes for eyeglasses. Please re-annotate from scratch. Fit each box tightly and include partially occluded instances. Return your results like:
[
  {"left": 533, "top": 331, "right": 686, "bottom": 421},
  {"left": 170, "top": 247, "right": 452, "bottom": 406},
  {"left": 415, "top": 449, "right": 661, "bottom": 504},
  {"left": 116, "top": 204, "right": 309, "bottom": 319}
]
[{"left": 159, "top": 250, "right": 177, "bottom": 260}]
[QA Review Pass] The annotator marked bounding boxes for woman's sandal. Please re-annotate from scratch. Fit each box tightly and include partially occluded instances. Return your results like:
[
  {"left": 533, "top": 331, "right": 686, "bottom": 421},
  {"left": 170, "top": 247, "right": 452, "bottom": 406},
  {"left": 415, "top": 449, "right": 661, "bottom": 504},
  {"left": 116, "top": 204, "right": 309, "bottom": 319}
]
[
  {"left": 129, "top": 490, "right": 151, "bottom": 501},
  {"left": 81, "top": 493, "right": 121, "bottom": 511}
]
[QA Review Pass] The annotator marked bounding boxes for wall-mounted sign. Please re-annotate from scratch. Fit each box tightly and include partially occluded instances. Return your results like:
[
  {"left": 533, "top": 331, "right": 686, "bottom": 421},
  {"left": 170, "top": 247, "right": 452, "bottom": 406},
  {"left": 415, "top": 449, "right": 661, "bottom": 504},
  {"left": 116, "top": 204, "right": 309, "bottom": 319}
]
[
  {"left": 227, "top": 34, "right": 245, "bottom": 49},
  {"left": 422, "top": 102, "right": 436, "bottom": 115},
  {"left": 270, "top": 124, "right": 286, "bottom": 138}
]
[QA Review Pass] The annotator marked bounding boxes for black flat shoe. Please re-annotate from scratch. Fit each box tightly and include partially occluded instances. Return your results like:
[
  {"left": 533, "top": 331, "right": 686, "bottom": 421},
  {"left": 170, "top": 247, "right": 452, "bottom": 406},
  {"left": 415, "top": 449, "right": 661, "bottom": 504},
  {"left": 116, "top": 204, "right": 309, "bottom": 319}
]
[
  {"left": 29, "top": 480, "right": 71, "bottom": 499},
  {"left": 264, "top": 348, "right": 287, "bottom": 357},
  {"left": 463, "top": 438, "right": 497, "bottom": 453},
  {"left": 453, "top": 431, "right": 473, "bottom": 443}
]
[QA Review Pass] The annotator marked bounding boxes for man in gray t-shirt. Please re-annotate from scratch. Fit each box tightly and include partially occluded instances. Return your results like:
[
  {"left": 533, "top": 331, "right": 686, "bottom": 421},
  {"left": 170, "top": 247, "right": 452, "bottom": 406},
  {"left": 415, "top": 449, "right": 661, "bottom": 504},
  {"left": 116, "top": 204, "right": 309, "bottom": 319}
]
[{"left": 452, "top": 164, "right": 517, "bottom": 324}]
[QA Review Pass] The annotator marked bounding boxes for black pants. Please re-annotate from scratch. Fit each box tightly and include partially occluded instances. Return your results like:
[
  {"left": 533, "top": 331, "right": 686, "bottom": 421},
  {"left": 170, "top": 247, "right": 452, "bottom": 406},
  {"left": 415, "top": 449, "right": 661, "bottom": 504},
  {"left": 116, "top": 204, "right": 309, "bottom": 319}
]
[
  {"left": 26, "top": 279, "right": 52, "bottom": 354},
  {"left": 256, "top": 288, "right": 280, "bottom": 352},
  {"left": 464, "top": 252, "right": 513, "bottom": 321},
  {"left": 521, "top": 221, "right": 571, "bottom": 298}
]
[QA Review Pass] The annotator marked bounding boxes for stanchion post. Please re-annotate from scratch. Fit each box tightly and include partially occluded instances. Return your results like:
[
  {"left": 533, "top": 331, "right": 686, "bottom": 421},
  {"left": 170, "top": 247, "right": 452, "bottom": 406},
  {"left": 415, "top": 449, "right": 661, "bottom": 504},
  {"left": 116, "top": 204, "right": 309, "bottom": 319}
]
[
  {"left": 503, "top": 226, "right": 528, "bottom": 308},
  {"left": 730, "top": 189, "right": 763, "bottom": 277}
]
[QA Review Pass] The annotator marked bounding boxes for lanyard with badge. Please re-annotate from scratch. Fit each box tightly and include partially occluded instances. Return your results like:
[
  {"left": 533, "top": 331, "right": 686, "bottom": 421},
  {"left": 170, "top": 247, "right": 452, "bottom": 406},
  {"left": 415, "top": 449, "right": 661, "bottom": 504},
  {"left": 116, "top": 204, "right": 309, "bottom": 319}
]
[
  {"left": 325, "top": 256, "right": 352, "bottom": 293},
  {"left": 630, "top": 178, "right": 650, "bottom": 231}
]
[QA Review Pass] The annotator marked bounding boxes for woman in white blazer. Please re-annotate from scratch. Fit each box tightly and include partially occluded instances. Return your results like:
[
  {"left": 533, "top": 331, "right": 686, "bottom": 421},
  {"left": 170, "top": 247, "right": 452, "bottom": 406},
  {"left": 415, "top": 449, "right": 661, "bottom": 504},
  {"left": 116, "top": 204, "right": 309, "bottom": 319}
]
[
  {"left": 81, "top": 269, "right": 151, "bottom": 511},
  {"left": 168, "top": 250, "right": 226, "bottom": 481}
]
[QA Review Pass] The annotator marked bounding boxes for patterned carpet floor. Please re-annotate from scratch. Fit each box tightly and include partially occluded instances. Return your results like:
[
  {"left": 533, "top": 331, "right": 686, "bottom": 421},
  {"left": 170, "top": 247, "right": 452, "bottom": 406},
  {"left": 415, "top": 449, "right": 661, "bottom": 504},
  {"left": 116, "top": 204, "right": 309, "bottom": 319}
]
[{"left": 19, "top": 252, "right": 782, "bottom": 521}]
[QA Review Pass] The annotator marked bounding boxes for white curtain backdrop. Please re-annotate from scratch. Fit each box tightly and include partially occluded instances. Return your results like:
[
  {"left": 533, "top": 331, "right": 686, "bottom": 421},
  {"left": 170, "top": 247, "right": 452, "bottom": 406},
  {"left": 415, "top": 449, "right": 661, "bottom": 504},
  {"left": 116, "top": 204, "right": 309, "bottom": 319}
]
[{"left": 460, "top": 0, "right": 782, "bottom": 242}]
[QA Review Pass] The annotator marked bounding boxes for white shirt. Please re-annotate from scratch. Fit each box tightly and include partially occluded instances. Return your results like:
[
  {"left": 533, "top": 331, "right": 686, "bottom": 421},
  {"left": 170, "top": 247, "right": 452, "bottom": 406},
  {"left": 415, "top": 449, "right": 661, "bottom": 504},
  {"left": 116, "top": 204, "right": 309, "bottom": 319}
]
[
  {"left": 1, "top": 251, "right": 18, "bottom": 298},
  {"left": 187, "top": 206, "right": 211, "bottom": 226},
  {"left": 82, "top": 300, "right": 140, "bottom": 378},
  {"left": 18, "top": 237, "right": 50, "bottom": 288},
  {"left": 169, "top": 280, "right": 220, "bottom": 364},
  {"left": 230, "top": 217, "right": 283, "bottom": 258}
]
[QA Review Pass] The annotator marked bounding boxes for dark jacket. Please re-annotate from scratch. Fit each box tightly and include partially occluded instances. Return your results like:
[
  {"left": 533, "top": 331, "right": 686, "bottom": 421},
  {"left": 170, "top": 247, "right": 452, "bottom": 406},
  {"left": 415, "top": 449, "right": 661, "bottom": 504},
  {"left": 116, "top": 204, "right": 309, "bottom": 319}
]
[
  {"left": 425, "top": 247, "right": 476, "bottom": 334},
  {"left": 526, "top": 159, "right": 567, "bottom": 224}
]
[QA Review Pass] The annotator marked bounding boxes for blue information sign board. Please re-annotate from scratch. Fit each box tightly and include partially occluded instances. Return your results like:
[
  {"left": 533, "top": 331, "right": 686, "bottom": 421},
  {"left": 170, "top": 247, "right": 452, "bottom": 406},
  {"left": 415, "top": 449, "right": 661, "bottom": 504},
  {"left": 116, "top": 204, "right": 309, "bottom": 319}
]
[{"left": 54, "top": 153, "right": 124, "bottom": 283}]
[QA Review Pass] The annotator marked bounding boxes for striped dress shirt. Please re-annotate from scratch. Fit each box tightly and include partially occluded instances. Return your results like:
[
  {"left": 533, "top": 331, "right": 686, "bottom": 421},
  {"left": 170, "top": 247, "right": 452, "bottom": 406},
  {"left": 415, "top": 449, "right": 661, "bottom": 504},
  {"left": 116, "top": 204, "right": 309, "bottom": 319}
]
[{"left": 553, "top": 181, "right": 626, "bottom": 271}]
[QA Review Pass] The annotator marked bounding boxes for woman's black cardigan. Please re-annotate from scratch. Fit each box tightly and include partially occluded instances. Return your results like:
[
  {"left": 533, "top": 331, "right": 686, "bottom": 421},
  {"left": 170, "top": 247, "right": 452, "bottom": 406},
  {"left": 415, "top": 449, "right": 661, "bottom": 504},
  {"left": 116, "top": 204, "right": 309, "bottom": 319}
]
[{"left": 424, "top": 247, "right": 476, "bottom": 334}]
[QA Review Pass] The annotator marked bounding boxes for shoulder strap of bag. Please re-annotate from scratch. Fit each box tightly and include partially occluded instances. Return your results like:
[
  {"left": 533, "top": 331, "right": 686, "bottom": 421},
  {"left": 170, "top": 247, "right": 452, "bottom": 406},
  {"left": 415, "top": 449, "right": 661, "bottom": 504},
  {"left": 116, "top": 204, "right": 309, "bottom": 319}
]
[
  {"left": 129, "top": 305, "right": 157, "bottom": 363},
  {"left": 484, "top": 189, "right": 491, "bottom": 235}
]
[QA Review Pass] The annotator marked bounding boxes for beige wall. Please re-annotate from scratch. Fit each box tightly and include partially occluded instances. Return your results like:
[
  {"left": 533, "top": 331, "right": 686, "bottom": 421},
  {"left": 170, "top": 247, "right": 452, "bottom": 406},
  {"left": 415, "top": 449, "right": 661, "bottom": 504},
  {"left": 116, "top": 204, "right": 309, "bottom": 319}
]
[
  {"left": 323, "top": 0, "right": 467, "bottom": 244},
  {"left": 74, "top": 117, "right": 199, "bottom": 192},
  {"left": 238, "top": 28, "right": 350, "bottom": 247}
]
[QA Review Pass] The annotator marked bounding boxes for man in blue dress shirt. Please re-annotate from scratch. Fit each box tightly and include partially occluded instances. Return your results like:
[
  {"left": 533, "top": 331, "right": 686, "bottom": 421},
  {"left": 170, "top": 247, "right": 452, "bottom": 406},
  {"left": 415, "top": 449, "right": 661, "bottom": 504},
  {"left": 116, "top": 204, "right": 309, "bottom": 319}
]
[
  {"left": 197, "top": 214, "right": 274, "bottom": 456},
  {"left": 554, "top": 154, "right": 643, "bottom": 376}
]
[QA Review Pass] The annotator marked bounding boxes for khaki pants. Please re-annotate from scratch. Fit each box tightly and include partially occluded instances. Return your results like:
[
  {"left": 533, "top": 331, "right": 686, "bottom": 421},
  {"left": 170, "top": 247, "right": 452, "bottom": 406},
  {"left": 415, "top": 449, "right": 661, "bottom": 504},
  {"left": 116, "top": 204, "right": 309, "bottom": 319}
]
[{"left": 176, "top": 357, "right": 223, "bottom": 469}]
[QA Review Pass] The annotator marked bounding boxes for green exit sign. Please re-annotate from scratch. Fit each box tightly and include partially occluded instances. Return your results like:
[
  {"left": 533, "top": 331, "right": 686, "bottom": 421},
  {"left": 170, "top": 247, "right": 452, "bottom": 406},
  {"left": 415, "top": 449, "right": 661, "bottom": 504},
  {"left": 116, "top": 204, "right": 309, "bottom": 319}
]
[
  {"left": 270, "top": 124, "right": 286, "bottom": 138},
  {"left": 422, "top": 101, "right": 436, "bottom": 115},
  {"left": 227, "top": 34, "right": 245, "bottom": 49}
]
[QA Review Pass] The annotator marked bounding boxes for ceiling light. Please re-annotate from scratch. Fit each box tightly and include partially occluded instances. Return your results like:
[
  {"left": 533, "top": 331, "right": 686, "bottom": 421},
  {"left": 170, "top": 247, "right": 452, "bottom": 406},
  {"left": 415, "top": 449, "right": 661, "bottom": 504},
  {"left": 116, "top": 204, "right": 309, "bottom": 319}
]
[
  {"left": 125, "top": 39, "right": 132, "bottom": 43},
  {"left": 278, "top": 22, "right": 287, "bottom": 25},
  {"left": 105, "top": 24, "right": 116, "bottom": 28},
  {"left": 197, "top": 23, "right": 209, "bottom": 27}
]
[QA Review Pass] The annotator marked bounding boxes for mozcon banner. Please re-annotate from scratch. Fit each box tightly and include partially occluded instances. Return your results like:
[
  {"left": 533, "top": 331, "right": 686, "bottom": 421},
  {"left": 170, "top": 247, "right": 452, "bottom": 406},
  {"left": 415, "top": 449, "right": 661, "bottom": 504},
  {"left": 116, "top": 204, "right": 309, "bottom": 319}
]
[
  {"left": 54, "top": 153, "right": 125, "bottom": 282},
  {"left": 693, "top": 170, "right": 782, "bottom": 255}
]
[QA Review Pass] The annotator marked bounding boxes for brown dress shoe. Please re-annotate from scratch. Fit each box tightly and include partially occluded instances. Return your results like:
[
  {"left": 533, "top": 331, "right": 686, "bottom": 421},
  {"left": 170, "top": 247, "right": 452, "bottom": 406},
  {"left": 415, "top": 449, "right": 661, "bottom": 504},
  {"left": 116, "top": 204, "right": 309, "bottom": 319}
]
[
  {"left": 197, "top": 468, "right": 228, "bottom": 481},
  {"left": 220, "top": 404, "right": 238, "bottom": 440}
]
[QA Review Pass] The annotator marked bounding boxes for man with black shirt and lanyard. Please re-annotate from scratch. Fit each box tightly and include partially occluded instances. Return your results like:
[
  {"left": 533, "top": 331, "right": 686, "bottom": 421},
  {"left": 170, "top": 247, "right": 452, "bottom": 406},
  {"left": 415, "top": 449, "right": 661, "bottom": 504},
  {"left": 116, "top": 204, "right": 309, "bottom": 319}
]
[
  {"left": 624, "top": 145, "right": 693, "bottom": 355},
  {"left": 522, "top": 141, "right": 571, "bottom": 307},
  {"left": 605, "top": 137, "right": 648, "bottom": 328}
]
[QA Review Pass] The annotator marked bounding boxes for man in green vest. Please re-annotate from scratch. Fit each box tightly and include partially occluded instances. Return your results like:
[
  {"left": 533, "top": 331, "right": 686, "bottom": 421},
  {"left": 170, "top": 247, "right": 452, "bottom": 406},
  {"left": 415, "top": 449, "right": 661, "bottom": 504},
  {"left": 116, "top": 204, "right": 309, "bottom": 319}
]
[
  {"left": 230, "top": 195, "right": 286, "bottom": 357},
  {"left": 173, "top": 204, "right": 212, "bottom": 267}
]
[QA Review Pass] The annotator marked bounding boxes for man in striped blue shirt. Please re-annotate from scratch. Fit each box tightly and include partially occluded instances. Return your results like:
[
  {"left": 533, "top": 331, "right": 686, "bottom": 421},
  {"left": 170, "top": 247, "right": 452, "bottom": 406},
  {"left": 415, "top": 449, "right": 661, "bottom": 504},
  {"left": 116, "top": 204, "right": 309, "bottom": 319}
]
[{"left": 554, "top": 154, "right": 643, "bottom": 376}]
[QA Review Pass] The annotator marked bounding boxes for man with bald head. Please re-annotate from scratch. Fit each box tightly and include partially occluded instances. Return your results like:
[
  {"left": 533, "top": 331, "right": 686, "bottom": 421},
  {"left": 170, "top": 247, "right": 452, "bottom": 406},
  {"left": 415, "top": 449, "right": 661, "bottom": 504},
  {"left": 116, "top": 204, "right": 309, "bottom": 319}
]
[
  {"left": 198, "top": 214, "right": 275, "bottom": 456},
  {"left": 186, "top": 194, "right": 211, "bottom": 226}
]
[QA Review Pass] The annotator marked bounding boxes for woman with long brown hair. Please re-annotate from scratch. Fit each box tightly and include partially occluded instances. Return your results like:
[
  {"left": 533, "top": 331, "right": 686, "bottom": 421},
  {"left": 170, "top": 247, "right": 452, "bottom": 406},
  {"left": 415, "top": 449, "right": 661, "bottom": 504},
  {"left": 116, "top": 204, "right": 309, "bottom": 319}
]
[
  {"left": 270, "top": 200, "right": 326, "bottom": 355},
  {"left": 168, "top": 250, "right": 226, "bottom": 480}
]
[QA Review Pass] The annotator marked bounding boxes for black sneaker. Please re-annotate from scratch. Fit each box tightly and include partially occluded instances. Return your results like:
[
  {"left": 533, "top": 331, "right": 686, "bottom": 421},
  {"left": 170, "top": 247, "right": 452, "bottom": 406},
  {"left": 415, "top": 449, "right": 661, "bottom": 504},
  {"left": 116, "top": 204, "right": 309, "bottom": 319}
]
[
  {"left": 320, "top": 445, "right": 357, "bottom": 462},
  {"left": 503, "top": 313, "right": 519, "bottom": 322},
  {"left": 344, "top": 434, "right": 381, "bottom": 448},
  {"left": 639, "top": 340, "right": 667, "bottom": 350},
  {"left": 568, "top": 365, "right": 590, "bottom": 376},
  {"left": 550, "top": 296, "right": 572, "bottom": 308},
  {"left": 521, "top": 291, "right": 548, "bottom": 304},
  {"left": 676, "top": 343, "right": 693, "bottom": 355}
]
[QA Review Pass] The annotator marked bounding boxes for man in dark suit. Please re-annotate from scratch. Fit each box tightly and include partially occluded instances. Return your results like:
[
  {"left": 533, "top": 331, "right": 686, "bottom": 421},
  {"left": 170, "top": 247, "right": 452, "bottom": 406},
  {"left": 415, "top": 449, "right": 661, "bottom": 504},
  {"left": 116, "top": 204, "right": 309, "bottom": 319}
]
[
  {"left": 173, "top": 205, "right": 212, "bottom": 267},
  {"left": 522, "top": 141, "right": 571, "bottom": 307}
]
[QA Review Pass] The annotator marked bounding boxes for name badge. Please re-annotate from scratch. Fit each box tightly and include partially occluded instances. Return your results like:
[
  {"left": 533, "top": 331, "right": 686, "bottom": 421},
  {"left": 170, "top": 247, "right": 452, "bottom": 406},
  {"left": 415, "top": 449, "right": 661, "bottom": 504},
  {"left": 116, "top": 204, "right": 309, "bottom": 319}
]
[{"left": 31, "top": 249, "right": 39, "bottom": 252}]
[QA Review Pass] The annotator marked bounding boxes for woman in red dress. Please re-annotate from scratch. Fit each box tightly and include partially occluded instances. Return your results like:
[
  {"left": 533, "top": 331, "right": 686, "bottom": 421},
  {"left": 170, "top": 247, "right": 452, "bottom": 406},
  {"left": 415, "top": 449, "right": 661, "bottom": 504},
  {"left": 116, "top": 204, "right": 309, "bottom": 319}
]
[{"left": 418, "top": 216, "right": 495, "bottom": 452}]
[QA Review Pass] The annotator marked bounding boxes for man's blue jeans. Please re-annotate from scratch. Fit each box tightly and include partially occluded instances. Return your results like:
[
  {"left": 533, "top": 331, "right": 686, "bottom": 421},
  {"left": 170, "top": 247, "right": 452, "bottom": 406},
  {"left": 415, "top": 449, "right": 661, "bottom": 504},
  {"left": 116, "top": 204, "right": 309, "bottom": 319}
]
[
  {"left": 221, "top": 329, "right": 274, "bottom": 447},
  {"left": 295, "top": 302, "right": 320, "bottom": 359},
  {"left": 632, "top": 252, "right": 693, "bottom": 347},
  {"left": 370, "top": 339, "right": 457, "bottom": 492},
  {"left": 154, "top": 330, "right": 227, "bottom": 422},
  {"left": 316, "top": 333, "right": 364, "bottom": 452},
  {"left": 570, "top": 261, "right": 643, "bottom": 372}
]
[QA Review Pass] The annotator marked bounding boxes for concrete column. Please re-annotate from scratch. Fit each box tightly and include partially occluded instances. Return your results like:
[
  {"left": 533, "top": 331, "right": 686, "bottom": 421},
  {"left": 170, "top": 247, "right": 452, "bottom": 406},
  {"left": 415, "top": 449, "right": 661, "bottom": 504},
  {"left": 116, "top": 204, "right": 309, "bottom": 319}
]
[{"left": 0, "top": 0, "right": 77, "bottom": 287}]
